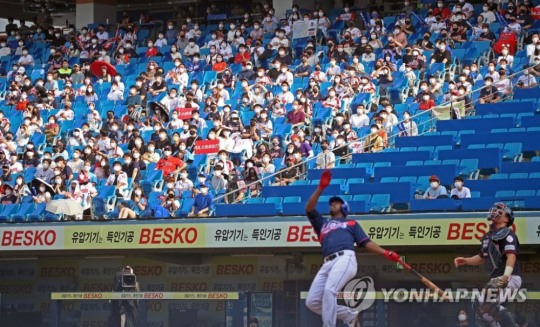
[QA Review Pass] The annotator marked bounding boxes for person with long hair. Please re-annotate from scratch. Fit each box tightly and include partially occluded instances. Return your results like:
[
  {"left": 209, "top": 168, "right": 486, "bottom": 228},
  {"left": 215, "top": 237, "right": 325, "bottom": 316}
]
[{"left": 118, "top": 186, "right": 147, "bottom": 219}]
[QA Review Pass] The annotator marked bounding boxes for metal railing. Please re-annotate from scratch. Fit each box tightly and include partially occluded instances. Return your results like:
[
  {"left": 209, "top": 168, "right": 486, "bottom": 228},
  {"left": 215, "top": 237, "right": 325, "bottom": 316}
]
[{"left": 213, "top": 63, "right": 539, "bottom": 205}]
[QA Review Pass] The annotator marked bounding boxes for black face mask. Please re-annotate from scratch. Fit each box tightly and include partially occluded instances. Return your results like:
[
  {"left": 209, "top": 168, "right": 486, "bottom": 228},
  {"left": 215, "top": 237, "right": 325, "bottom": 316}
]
[{"left": 189, "top": 130, "right": 196, "bottom": 135}]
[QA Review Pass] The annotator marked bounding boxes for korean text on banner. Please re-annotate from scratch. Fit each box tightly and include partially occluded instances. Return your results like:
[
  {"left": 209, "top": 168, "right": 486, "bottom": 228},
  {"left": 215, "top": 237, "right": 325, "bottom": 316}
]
[
  {"left": 194, "top": 140, "right": 220, "bottom": 154},
  {"left": 63, "top": 224, "right": 206, "bottom": 250},
  {"left": 292, "top": 19, "right": 318, "bottom": 39},
  {"left": 175, "top": 107, "right": 193, "bottom": 120}
]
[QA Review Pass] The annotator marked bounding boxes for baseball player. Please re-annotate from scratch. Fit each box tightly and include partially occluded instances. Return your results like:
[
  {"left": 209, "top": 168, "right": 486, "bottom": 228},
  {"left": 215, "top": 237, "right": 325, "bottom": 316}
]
[
  {"left": 305, "top": 170, "right": 402, "bottom": 327},
  {"left": 454, "top": 202, "right": 521, "bottom": 327}
]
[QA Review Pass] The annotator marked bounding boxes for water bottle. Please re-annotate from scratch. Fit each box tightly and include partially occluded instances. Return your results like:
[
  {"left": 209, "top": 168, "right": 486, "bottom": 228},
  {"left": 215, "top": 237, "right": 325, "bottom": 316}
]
[{"left": 106, "top": 18, "right": 109, "bottom": 25}]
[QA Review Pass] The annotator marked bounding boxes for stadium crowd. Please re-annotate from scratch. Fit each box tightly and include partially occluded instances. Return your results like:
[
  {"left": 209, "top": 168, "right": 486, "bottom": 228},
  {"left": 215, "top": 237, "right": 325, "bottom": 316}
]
[{"left": 0, "top": 0, "right": 537, "bottom": 219}]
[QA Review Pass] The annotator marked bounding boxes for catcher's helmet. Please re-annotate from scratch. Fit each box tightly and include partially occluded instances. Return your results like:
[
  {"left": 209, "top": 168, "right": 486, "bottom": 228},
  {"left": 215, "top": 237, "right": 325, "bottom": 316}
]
[
  {"left": 329, "top": 196, "right": 350, "bottom": 217},
  {"left": 488, "top": 202, "right": 514, "bottom": 226}
]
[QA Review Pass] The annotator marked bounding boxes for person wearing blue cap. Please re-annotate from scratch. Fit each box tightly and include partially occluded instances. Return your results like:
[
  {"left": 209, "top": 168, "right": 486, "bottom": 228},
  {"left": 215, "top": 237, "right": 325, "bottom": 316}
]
[
  {"left": 304, "top": 169, "right": 402, "bottom": 327},
  {"left": 188, "top": 183, "right": 213, "bottom": 218}
]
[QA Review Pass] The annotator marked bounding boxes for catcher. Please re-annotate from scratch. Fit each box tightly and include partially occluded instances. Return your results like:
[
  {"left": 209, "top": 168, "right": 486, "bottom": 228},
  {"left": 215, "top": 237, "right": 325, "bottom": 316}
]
[{"left": 454, "top": 202, "right": 521, "bottom": 327}]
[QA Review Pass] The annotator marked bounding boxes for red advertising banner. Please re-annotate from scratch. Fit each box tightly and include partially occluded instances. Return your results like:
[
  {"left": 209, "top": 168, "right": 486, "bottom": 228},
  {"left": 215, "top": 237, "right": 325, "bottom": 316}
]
[
  {"left": 532, "top": 6, "right": 540, "bottom": 19},
  {"left": 194, "top": 140, "right": 220, "bottom": 154},
  {"left": 175, "top": 107, "right": 194, "bottom": 120}
]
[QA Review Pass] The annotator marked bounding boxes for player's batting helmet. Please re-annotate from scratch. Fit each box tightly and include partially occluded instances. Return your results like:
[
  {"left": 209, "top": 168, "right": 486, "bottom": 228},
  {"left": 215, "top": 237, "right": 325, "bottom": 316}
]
[
  {"left": 329, "top": 196, "right": 350, "bottom": 217},
  {"left": 488, "top": 202, "right": 514, "bottom": 226}
]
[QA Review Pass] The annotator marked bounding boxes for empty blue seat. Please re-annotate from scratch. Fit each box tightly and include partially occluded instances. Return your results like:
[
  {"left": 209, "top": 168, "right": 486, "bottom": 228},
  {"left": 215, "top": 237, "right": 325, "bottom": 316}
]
[
  {"left": 215, "top": 203, "right": 279, "bottom": 217},
  {"left": 369, "top": 194, "right": 391, "bottom": 212}
]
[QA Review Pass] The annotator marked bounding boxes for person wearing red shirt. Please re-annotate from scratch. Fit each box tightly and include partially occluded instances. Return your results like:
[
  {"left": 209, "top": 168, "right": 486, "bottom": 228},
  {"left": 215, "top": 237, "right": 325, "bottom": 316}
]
[
  {"left": 234, "top": 44, "right": 251, "bottom": 66},
  {"left": 419, "top": 92, "right": 436, "bottom": 111},
  {"left": 15, "top": 92, "right": 30, "bottom": 111},
  {"left": 433, "top": 0, "right": 451, "bottom": 20},
  {"left": 156, "top": 146, "right": 186, "bottom": 176},
  {"left": 146, "top": 40, "right": 159, "bottom": 58}
]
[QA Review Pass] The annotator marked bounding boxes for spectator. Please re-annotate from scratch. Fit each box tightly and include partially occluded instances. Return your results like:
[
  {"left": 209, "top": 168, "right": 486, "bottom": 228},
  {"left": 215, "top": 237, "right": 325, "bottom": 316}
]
[
  {"left": 478, "top": 77, "right": 500, "bottom": 104},
  {"left": 397, "top": 111, "right": 418, "bottom": 137},
  {"left": 210, "top": 165, "right": 228, "bottom": 194},
  {"left": 106, "top": 161, "right": 128, "bottom": 198},
  {"left": 316, "top": 140, "right": 335, "bottom": 169},
  {"left": 364, "top": 124, "right": 384, "bottom": 153},
  {"left": 161, "top": 188, "right": 180, "bottom": 215},
  {"left": 286, "top": 100, "right": 306, "bottom": 127},
  {"left": 175, "top": 169, "right": 193, "bottom": 193},
  {"left": 450, "top": 176, "right": 471, "bottom": 199},
  {"left": 118, "top": 186, "right": 147, "bottom": 219},
  {"left": 156, "top": 146, "right": 185, "bottom": 176},
  {"left": 273, "top": 157, "right": 299, "bottom": 186},
  {"left": 188, "top": 184, "right": 213, "bottom": 217},
  {"left": 422, "top": 175, "right": 448, "bottom": 199},
  {"left": 13, "top": 176, "right": 31, "bottom": 200},
  {"left": 33, "top": 182, "right": 52, "bottom": 204},
  {"left": 516, "top": 66, "right": 538, "bottom": 88},
  {"left": 431, "top": 41, "right": 451, "bottom": 65}
]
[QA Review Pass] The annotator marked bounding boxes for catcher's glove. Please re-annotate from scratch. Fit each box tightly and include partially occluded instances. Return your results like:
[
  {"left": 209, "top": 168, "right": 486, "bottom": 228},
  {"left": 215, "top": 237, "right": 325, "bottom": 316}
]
[{"left": 487, "top": 276, "right": 509, "bottom": 289}]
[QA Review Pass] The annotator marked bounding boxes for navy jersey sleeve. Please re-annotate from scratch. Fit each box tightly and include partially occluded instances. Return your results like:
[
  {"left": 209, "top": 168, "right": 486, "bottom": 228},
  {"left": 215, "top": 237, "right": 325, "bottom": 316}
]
[
  {"left": 307, "top": 209, "right": 325, "bottom": 235},
  {"left": 500, "top": 231, "right": 519, "bottom": 255},
  {"left": 353, "top": 222, "right": 371, "bottom": 247}
]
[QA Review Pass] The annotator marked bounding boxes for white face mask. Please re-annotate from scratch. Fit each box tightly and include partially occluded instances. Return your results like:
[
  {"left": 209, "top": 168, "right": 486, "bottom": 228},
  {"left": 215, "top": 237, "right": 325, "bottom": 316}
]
[
  {"left": 430, "top": 181, "right": 439, "bottom": 188},
  {"left": 458, "top": 314, "right": 467, "bottom": 322},
  {"left": 454, "top": 181, "right": 463, "bottom": 188}
]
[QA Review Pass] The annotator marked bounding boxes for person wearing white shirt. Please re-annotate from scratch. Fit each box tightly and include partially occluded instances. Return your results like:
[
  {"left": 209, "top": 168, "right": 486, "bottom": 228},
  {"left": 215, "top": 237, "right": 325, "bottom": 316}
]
[
  {"left": 168, "top": 112, "right": 184, "bottom": 130},
  {"left": 106, "top": 161, "right": 128, "bottom": 198},
  {"left": 497, "top": 47, "right": 514, "bottom": 66},
  {"left": 325, "top": 59, "right": 341, "bottom": 77},
  {"left": 269, "top": 31, "right": 290, "bottom": 50},
  {"left": 526, "top": 33, "right": 539, "bottom": 57},
  {"left": 218, "top": 41, "right": 233, "bottom": 61},
  {"left": 350, "top": 105, "right": 370, "bottom": 128},
  {"left": 187, "top": 24, "right": 202, "bottom": 40},
  {"left": 56, "top": 106, "right": 75, "bottom": 121},
  {"left": 345, "top": 23, "right": 361, "bottom": 40},
  {"left": 206, "top": 34, "right": 220, "bottom": 50},
  {"left": 183, "top": 39, "right": 199, "bottom": 58},
  {"left": 113, "top": 75, "right": 125, "bottom": 93},
  {"left": 18, "top": 48, "right": 34, "bottom": 67},
  {"left": 516, "top": 67, "right": 538, "bottom": 88},
  {"left": 450, "top": 176, "right": 471, "bottom": 199},
  {"left": 430, "top": 20, "right": 446, "bottom": 33},
  {"left": 485, "top": 63, "right": 500, "bottom": 83},
  {"left": 480, "top": 6, "right": 496, "bottom": 24},
  {"left": 9, "top": 154, "right": 23, "bottom": 174},
  {"left": 227, "top": 24, "right": 238, "bottom": 43},
  {"left": 107, "top": 140, "right": 124, "bottom": 159},
  {"left": 316, "top": 141, "right": 336, "bottom": 169},
  {"left": 275, "top": 66, "right": 294, "bottom": 86},
  {"left": 219, "top": 130, "right": 235, "bottom": 152},
  {"left": 107, "top": 82, "right": 124, "bottom": 101},
  {"left": 188, "top": 81, "right": 203, "bottom": 102},
  {"left": 161, "top": 88, "right": 181, "bottom": 112},
  {"left": 457, "top": 1, "right": 474, "bottom": 19},
  {"left": 507, "top": 21, "right": 521, "bottom": 35},
  {"left": 217, "top": 81, "right": 230, "bottom": 103},
  {"left": 276, "top": 83, "right": 294, "bottom": 104},
  {"left": 96, "top": 26, "right": 109, "bottom": 42},
  {"left": 155, "top": 33, "right": 168, "bottom": 48},
  {"left": 0, "top": 41, "right": 10, "bottom": 57}
]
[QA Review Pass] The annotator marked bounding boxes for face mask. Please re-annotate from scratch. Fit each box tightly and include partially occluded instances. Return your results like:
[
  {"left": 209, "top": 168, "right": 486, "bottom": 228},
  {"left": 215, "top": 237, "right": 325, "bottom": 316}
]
[
  {"left": 458, "top": 314, "right": 467, "bottom": 322},
  {"left": 164, "top": 151, "right": 172, "bottom": 156},
  {"left": 39, "top": 186, "right": 46, "bottom": 192},
  {"left": 454, "top": 181, "right": 463, "bottom": 188},
  {"left": 114, "top": 166, "right": 122, "bottom": 172},
  {"left": 430, "top": 182, "right": 439, "bottom": 188},
  {"left": 180, "top": 173, "right": 188, "bottom": 179}
]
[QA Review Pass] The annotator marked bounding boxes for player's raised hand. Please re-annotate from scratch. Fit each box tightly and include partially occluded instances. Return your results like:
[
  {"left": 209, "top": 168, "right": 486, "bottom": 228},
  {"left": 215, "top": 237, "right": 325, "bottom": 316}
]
[
  {"left": 454, "top": 257, "right": 467, "bottom": 267},
  {"left": 318, "top": 169, "right": 332, "bottom": 190},
  {"left": 384, "top": 250, "right": 401, "bottom": 263}
]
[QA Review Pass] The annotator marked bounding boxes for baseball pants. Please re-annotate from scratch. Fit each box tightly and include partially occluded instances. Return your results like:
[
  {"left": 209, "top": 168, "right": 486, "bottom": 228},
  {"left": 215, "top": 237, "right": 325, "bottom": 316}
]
[{"left": 306, "top": 250, "right": 358, "bottom": 327}]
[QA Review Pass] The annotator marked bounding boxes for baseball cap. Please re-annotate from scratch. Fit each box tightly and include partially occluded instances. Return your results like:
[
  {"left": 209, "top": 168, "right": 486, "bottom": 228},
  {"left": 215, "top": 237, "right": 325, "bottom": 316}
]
[{"left": 429, "top": 175, "right": 440, "bottom": 182}]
